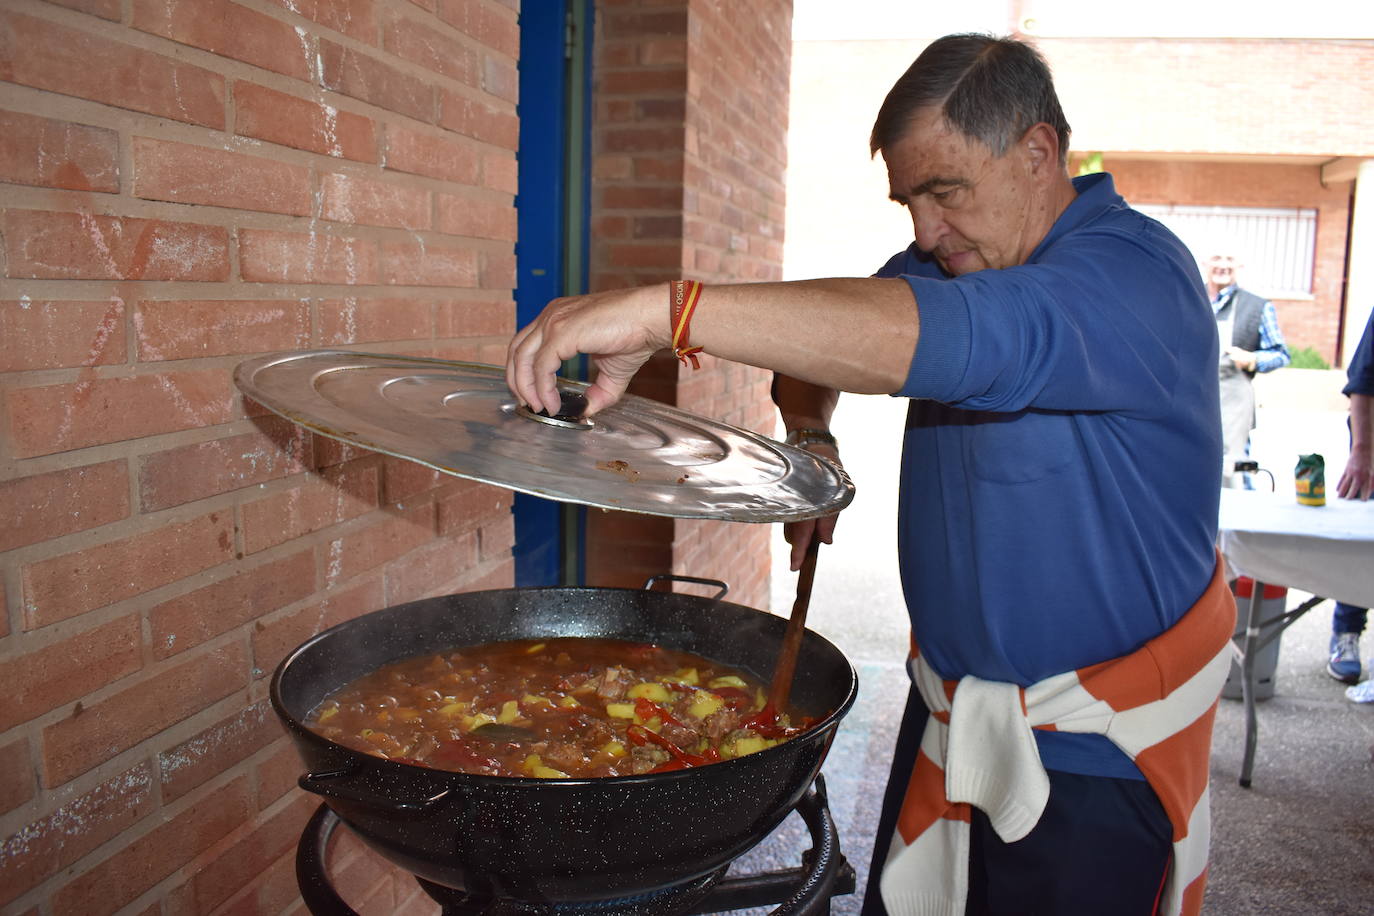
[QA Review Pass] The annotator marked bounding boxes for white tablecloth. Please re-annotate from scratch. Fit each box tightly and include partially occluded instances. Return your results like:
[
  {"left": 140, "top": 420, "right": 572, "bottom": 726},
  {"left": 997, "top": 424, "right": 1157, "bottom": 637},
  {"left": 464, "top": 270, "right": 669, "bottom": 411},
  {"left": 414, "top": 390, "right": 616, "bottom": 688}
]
[{"left": 1218, "top": 488, "right": 1374, "bottom": 609}]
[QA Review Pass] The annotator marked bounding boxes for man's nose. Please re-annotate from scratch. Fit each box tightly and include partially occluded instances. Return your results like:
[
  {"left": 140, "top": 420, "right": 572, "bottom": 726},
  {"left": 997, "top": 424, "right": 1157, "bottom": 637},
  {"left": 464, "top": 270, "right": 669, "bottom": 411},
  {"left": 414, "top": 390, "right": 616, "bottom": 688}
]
[{"left": 909, "top": 199, "right": 945, "bottom": 252}]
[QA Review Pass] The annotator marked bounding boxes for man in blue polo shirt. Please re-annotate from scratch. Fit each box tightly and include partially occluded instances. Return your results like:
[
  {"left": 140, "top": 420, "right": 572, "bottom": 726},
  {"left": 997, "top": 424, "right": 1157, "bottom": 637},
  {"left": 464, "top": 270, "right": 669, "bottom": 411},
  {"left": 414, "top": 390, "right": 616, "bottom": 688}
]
[{"left": 507, "top": 33, "right": 1227, "bottom": 916}]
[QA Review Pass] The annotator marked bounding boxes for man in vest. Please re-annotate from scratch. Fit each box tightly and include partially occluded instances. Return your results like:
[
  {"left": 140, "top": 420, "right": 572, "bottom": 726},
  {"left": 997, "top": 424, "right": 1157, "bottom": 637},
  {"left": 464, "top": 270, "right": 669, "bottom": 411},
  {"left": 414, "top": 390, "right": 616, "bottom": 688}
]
[{"left": 1206, "top": 253, "right": 1290, "bottom": 489}]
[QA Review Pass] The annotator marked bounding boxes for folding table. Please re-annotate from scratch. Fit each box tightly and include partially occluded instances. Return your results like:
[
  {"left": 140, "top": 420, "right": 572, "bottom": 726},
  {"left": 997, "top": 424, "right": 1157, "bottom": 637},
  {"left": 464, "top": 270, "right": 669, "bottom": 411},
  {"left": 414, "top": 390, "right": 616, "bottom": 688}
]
[{"left": 1217, "top": 488, "right": 1374, "bottom": 786}]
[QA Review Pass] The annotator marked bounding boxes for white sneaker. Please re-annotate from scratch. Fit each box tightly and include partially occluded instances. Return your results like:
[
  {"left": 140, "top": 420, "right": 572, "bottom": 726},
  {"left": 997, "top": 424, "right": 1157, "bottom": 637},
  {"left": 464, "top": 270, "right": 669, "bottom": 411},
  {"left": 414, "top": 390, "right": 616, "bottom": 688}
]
[{"left": 1345, "top": 678, "right": 1374, "bottom": 703}]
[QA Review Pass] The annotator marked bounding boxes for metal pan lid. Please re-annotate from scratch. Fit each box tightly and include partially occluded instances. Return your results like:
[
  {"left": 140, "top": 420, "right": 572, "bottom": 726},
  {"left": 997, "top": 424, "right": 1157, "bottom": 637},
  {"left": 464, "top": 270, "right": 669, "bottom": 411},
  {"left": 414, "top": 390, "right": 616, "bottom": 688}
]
[{"left": 233, "top": 350, "right": 853, "bottom": 523}]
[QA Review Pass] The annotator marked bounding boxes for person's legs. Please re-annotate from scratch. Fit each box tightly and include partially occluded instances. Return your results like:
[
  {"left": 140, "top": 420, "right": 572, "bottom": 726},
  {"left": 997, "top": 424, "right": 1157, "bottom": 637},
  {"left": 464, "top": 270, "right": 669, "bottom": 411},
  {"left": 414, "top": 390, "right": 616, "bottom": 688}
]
[
  {"left": 965, "top": 770, "right": 1172, "bottom": 916},
  {"left": 1328, "top": 602, "right": 1368, "bottom": 684}
]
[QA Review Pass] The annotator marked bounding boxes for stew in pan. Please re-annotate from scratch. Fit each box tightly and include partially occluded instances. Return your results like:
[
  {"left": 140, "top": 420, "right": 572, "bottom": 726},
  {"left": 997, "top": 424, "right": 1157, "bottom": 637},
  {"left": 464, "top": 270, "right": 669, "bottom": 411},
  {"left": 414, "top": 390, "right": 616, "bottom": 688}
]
[{"left": 305, "top": 637, "right": 810, "bottom": 778}]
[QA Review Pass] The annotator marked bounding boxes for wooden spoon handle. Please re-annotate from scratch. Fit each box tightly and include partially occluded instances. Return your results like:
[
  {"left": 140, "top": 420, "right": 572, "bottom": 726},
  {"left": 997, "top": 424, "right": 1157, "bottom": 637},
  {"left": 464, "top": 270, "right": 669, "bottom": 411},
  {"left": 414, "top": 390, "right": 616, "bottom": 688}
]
[{"left": 768, "top": 537, "right": 820, "bottom": 715}]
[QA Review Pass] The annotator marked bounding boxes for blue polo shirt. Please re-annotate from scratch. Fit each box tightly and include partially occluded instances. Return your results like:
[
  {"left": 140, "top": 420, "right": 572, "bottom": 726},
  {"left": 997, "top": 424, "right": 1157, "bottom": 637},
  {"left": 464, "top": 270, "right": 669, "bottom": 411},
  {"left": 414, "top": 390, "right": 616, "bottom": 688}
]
[
  {"left": 1344, "top": 310, "right": 1374, "bottom": 398},
  {"left": 878, "top": 172, "right": 1222, "bottom": 778}
]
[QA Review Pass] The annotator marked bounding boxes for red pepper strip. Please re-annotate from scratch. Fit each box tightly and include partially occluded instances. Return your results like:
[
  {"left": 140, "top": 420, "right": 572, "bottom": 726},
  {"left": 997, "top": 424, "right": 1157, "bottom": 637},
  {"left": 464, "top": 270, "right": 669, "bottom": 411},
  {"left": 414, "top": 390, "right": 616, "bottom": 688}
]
[
  {"left": 713, "top": 686, "right": 753, "bottom": 709},
  {"left": 741, "top": 704, "right": 803, "bottom": 740},
  {"left": 634, "top": 696, "right": 687, "bottom": 728},
  {"left": 626, "top": 724, "right": 709, "bottom": 768}
]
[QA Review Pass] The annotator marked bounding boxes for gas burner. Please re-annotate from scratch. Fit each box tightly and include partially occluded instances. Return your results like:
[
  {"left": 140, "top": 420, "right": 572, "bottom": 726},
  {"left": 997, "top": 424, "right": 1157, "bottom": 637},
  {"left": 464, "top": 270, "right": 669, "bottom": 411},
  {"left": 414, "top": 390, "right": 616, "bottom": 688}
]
[{"left": 296, "top": 776, "right": 855, "bottom": 916}]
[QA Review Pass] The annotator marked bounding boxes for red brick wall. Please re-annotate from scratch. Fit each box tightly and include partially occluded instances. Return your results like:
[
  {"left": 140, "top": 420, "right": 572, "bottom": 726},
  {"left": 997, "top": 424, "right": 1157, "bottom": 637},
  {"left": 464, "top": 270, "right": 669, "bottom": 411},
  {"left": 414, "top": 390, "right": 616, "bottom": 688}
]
[
  {"left": 1042, "top": 38, "right": 1374, "bottom": 158},
  {"left": 0, "top": 1, "right": 519, "bottom": 912},
  {"left": 1099, "top": 158, "right": 1353, "bottom": 364},
  {"left": 584, "top": 0, "right": 791, "bottom": 610}
]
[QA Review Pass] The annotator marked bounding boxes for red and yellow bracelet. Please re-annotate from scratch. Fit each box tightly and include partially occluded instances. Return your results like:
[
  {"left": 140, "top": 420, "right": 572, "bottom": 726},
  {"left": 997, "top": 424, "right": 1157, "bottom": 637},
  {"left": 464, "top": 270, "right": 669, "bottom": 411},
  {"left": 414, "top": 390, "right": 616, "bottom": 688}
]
[{"left": 669, "top": 280, "right": 704, "bottom": 369}]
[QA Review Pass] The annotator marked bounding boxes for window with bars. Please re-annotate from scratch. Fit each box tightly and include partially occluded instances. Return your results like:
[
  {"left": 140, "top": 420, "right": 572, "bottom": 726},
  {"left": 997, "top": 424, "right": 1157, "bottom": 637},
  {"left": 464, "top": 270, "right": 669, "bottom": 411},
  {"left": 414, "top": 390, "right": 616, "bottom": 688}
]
[{"left": 1133, "top": 203, "right": 1317, "bottom": 299}]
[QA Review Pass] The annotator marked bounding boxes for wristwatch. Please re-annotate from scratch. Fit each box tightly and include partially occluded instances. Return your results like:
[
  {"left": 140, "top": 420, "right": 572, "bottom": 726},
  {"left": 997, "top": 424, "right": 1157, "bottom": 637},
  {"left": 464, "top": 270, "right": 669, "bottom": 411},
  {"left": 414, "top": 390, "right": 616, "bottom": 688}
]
[{"left": 784, "top": 428, "right": 838, "bottom": 449}]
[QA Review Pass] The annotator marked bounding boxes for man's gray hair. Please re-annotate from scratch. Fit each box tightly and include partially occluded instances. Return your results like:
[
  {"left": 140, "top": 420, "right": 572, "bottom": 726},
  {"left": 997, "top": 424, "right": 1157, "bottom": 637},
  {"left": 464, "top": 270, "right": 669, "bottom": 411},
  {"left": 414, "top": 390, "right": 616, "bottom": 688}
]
[{"left": 870, "top": 33, "right": 1072, "bottom": 165}]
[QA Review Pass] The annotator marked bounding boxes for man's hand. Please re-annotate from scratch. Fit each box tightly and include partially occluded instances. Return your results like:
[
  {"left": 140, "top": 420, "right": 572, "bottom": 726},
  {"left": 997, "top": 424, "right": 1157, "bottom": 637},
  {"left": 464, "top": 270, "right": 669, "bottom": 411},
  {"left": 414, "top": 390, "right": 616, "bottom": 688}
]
[
  {"left": 1226, "top": 346, "right": 1257, "bottom": 372},
  {"left": 1337, "top": 444, "right": 1373, "bottom": 500},
  {"left": 506, "top": 287, "right": 664, "bottom": 416},
  {"left": 781, "top": 441, "right": 842, "bottom": 569}
]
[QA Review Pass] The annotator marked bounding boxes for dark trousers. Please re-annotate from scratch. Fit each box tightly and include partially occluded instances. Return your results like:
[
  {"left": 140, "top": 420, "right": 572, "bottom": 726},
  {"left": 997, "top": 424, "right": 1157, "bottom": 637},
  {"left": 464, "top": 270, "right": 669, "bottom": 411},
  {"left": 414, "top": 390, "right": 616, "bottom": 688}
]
[{"left": 861, "top": 684, "right": 1173, "bottom": 916}]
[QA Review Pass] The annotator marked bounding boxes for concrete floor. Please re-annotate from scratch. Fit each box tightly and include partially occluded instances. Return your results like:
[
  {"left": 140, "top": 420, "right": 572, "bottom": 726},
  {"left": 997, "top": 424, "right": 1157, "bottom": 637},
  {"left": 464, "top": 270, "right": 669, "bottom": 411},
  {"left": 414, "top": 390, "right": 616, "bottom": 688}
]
[{"left": 732, "top": 381, "right": 1374, "bottom": 915}]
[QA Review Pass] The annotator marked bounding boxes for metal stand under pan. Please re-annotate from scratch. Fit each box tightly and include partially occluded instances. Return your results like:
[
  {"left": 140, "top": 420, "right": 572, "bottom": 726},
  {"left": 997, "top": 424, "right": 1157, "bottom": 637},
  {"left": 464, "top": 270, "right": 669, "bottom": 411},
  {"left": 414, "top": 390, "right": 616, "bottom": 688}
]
[{"left": 296, "top": 776, "right": 855, "bottom": 916}]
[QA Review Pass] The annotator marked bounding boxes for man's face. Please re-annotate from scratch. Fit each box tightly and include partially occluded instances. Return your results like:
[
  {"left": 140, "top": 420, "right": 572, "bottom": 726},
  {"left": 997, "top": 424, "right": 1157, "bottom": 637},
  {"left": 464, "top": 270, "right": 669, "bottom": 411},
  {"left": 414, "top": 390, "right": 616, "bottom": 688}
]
[
  {"left": 882, "top": 107, "right": 1044, "bottom": 276},
  {"left": 1208, "top": 256, "right": 1237, "bottom": 287}
]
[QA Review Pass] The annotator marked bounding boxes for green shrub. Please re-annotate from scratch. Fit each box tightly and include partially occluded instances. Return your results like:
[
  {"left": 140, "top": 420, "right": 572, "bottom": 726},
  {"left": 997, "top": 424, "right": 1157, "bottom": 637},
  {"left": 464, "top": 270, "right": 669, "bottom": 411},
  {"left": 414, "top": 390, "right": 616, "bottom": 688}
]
[{"left": 1287, "top": 346, "right": 1331, "bottom": 370}]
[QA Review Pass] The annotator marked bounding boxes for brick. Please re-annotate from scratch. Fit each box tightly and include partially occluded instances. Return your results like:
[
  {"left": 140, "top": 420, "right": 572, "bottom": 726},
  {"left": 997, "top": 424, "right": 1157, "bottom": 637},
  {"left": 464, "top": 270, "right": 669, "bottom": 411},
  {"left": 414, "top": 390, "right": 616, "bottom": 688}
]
[
  {"left": 435, "top": 192, "right": 516, "bottom": 240},
  {"left": 165, "top": 793, "right": 315, "bottom": 915},
  {"left": 457, "top": 554, "right": 513, "bottom": 591},
  {"left": 135, "top": 298, "right": 311, "bottom": 362},
  {"left": 2, "top": 210, "right": 230, "bottom": 281},
  {"left": 241, "top": 461, "right": 378, "bottom": 554},
  {"left": 0, "top": 614, "right": 142, "bottom": 733},
  {"left": 157, "top": 700, "right": 280, "bottom": 802},
  {"left": 0, "top": 737, "right": 33, "bottom": 816},
  {"left": 383, "top": 14, "right": 479, "bottom": 86},
  {"left": 481, "top": 53, "right": 518, "bottom": 104},
  {"left": 313, "top": 434, "right": 372, "bottom": 469},
  {"left": 437, "top": 0, "right": 519, "bottom": 59},
  {"left": 149, "top": 550, "right": 316, "bottom": 660},
  {"left": 435, "top": 478, "right": 510, "bottom": 535},
  {"left": 250, "top": 577, "right": 384, "bottom": 679},
  {"left": 382, "top": 456, "right": 445, "bottom": 504},
  {"left": 323, "top": 502, "right": 435, "bottom": 586},
  {"left": 131, "top": 0, "right": 310, "bottom": 80},
  {"left": 211, "top": 850, "right": 299, "bottom": 916},
  {"left": 482, "top": 150, "right": 516, "bottom": 194},
  {"left": 45, "top": 0, "right": 122, "bottom": 20},
  {"left": 320, "top": 171, "right": 431, "bottom": 230},
  {"left": 386, "top": 534, "right": 474, "bottom": 605},
  {"left": 607, "top": 243, "right": 681, "bottom": 268},
  {"left": 0, "top": 108, "right": 118, "bottom": 193},
  {"left": 22, "top": 511, "right": 234, "bottom": 628},
  {"left": 318, "top": 39, "right": 434, "bottom": 122},
  {"left": 383, "top": 123, "right": 480, "bottom": 184},
  {"left": 238, "top": 228, "right": 379, "bottom": 285},
  {"left": 42, "top": 644, "right": 248, "bottom": 788},
  {"left": 479, "top": 250, "right": 515, "bottom": 289},
  {"left": 319, "top": 296, "right": 433, "bottom": 344},
  {"left": 437, "top": 90, "right": 518, "bottom": 149},
  {"left": 49, "top": 774, "right": 252, "bottom": 915},
  {"left": 601, "top": 185, "right": 683, "bottom": 209},
  {"left": 433, "top": 298, "right": 512, "bottom": 339},
  {"left": 380, "top": 236, "right": 479, "bottom": 287},
  {"left": 0, "top": 764, "right": 155, "bottom": 907},
  {"left": 0, "top": 10, "right": 224, "bottom": 129},
  {"left": 0, "top": 460, "right": 130, "bottom": 553},
  {"left": 478, "top": 512, "right": 514, "bottom": 561},
  {"left": 263, "top": 0, "right": 378, "bottom": 44},
  {"left": 233, "top": 82, "right": 377, "bottom": 163},
  {"left": 5, "top": 368, "right": 237, "bottom": 458},
  {"left": 253, "top": 740, "right": 301, "bottom": 807},
  {"left": 131, "top": 137, "right": 313, "bottom": 216},
  {"left": 0, "top": 299, "right": 126, "bottom": 372},
  {"left": 138, "top": 418, "right": 310, "bottom": 511}
]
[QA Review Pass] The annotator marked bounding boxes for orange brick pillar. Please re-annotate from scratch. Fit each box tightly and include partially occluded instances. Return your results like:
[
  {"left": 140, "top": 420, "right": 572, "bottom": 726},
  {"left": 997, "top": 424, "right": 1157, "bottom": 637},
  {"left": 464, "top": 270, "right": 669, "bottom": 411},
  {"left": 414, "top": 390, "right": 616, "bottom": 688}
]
[{"left": 584, "top": 0, "right": 792, "bottom": 610}]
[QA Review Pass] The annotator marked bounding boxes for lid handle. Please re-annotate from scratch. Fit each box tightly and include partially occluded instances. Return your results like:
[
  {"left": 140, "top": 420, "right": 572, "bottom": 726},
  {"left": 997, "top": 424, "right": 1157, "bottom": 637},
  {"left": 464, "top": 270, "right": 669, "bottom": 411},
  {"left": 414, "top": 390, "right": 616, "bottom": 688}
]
[{"left": 515, "top": 389, "right": 593, "bottom": 430}]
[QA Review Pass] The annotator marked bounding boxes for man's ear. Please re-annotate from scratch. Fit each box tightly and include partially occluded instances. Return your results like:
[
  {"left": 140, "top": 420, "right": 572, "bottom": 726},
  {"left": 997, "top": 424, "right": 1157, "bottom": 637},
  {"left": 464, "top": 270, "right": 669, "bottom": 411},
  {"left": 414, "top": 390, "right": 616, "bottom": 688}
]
[{"left": 1019, "top": 122, "right": 1060, "bottom": 176}]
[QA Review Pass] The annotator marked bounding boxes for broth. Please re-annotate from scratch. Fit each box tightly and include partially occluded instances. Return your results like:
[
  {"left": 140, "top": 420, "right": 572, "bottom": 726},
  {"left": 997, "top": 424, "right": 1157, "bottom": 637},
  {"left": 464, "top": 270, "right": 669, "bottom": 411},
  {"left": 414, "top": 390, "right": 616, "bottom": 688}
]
[{"left": 305, "top": 637, "right": 809, "bottom": 778}]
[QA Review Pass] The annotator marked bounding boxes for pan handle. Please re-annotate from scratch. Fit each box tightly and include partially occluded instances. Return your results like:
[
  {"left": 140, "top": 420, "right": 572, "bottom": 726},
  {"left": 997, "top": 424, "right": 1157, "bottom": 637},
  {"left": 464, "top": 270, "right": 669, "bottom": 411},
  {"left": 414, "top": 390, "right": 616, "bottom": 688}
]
[
  {"left": 641, "top": 574, "right": 728, "bottom": 600},
  {"left": 299, "top": 770, "right": 451, "bottom": 816}
]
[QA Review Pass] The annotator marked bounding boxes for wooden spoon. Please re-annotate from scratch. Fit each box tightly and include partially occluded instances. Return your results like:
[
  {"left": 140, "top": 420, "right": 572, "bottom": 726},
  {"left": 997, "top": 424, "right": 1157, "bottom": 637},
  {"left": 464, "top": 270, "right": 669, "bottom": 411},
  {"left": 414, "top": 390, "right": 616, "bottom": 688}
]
[{"left": 766, "top": 537, "right": 820, "bottom": 717}]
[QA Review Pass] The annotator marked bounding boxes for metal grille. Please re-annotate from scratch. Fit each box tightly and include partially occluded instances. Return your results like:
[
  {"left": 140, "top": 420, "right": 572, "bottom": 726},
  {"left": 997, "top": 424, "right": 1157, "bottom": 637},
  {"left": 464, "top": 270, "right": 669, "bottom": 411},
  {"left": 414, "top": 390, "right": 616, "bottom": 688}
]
[{"left": 1135, "top": 203, "right": 1317, "bottom": 299}]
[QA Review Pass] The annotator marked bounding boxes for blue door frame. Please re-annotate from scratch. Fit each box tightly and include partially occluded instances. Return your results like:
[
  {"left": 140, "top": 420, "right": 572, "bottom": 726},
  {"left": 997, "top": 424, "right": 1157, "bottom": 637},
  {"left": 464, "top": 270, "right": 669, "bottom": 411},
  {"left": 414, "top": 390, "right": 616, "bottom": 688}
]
[{"left": 513, "top": 1, "right": 593, "bottom": 586}]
